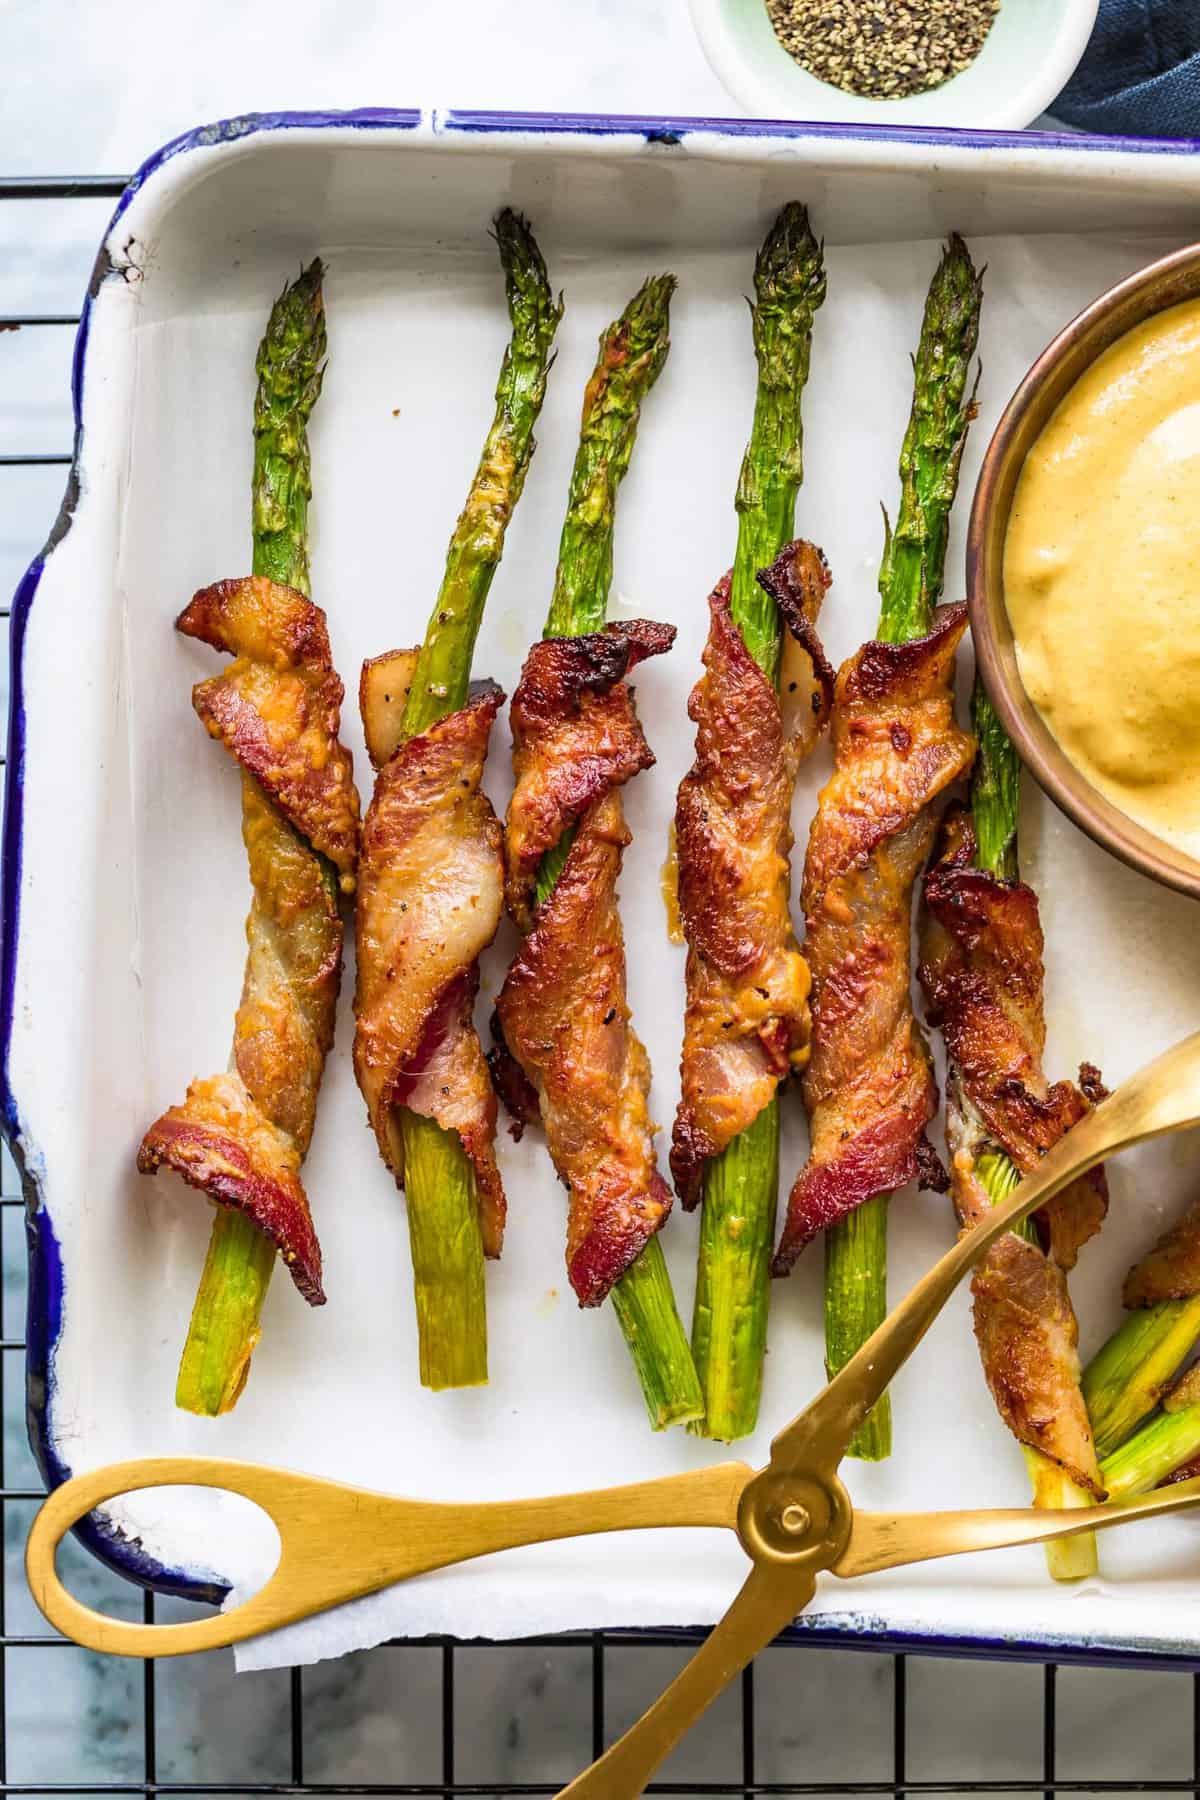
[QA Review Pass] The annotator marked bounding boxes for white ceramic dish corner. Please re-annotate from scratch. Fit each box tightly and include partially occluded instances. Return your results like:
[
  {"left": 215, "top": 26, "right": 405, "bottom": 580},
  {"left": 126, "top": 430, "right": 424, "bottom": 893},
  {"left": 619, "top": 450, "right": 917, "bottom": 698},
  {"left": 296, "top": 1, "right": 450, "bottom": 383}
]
[
  {"left": 688, "top": 0, "right": 1100, "bottom": 128},
  {"left": 6, "top": 107, "right": 1200, "bottom": 1669}
]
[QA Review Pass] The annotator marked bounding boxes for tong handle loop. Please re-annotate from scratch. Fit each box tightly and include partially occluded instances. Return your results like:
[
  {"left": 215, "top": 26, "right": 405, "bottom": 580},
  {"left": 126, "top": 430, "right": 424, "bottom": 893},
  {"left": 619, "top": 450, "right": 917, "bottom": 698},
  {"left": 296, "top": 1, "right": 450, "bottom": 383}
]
[
  {"left": 27, "top": 1458, "right": 324, "bottom": 1656},
  {"left": 26, "top": 1456, "right": 753, "bottom": 1659}
]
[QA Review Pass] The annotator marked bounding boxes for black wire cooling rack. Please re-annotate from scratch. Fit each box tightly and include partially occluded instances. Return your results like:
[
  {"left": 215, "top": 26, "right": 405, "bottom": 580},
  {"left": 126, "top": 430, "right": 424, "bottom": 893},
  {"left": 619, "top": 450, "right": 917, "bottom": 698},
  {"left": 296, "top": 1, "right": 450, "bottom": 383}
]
[{"left": 4, "top": 172, "right": 1200, "bottom": 1800}]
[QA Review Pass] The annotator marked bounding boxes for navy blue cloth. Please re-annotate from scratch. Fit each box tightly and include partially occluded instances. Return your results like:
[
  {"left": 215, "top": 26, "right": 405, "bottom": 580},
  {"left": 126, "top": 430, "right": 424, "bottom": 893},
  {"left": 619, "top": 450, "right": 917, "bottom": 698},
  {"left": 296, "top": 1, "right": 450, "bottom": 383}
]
[{"left": 1053, "top": 0, "right": 1200, "bottom": 137}]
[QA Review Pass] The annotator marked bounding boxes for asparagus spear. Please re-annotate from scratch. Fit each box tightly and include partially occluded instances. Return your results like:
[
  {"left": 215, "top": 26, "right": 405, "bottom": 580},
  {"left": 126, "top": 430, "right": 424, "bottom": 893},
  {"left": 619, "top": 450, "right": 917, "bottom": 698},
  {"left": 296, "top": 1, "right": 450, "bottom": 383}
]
[
  {"left": 728, "top": 205, "right": 826, "bottom": 683},
  {"left": 824, "top": 235, "right": 982, "bottom": 1459},
  {"left": 690, "top": 204, "right": 826, "bottom": 1442},
  {"left": 544, "top": 281, "right": 673, "bottom": 638},
  {"left": 1084, "top": 1296, "right": 1200, "bottom": 1460},
  {"left": 249, "top": 261, "right": 326, "bottom": 597},
  {"left": 1101, "top": 1380, "right": 1200, "bottom": 1501},
  {"left": 539, "top": 274, "right": 703, "bottom": 1430},
  {"left": 963, "top": 688, "right": 1098, "bottom": 1582},
  {"left": 1102, "top": 1406, "right": 1200, "bottom": 1499},
  {"left": 397, "top": 209, "right": 562, "bottom": 1390},
  {"left": 176, "top": 262, "right": 328, "bottom": 1415}
]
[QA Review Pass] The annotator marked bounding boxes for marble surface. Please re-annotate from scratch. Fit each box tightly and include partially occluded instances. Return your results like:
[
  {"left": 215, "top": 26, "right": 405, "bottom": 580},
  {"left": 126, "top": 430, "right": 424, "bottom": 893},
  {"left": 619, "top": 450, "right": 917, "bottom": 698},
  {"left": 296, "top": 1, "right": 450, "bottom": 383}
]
[{"left": 0, "top": 1, "right": 1191, "bottom": 1792}]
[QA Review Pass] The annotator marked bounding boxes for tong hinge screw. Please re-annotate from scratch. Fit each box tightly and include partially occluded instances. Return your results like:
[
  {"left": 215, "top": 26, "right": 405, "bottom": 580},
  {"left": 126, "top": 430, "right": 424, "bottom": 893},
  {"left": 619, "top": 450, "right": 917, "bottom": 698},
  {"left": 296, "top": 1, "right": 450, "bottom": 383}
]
[{"left": 781, "top": 1503, "right": 811, "bottom": 1536}]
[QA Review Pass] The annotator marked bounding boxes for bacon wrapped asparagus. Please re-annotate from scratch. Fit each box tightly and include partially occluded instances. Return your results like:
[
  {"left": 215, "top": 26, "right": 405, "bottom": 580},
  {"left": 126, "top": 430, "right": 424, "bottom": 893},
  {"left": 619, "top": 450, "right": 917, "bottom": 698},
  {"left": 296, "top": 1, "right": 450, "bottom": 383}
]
[
  {"left": 774, "top": 238, "right": 981, "bottom": 1459},
  {"left": 1087, "top": 1195, "right": 1200, "bottom": 1498},
  {"left": 490, "top": 277, "right": 703, "bottom": 1429},
  {"left": 669, "top": 205, "right": 830, "bottom": 1443},
  {"left": 353, "top": 211, "right": 561, "bottom": 1390},
  {"left": 919, "top": 685, "right": 1109, "bottom": 1579},
  {"left": 1085, "top": 1192, "right": 1200, "bottom": 1462},
  {"left": 777, "top": 600, "right": 973, "bottom": 1296},
  {"left": 138, "top": 263, "right": 361, "bottom": 1414}
]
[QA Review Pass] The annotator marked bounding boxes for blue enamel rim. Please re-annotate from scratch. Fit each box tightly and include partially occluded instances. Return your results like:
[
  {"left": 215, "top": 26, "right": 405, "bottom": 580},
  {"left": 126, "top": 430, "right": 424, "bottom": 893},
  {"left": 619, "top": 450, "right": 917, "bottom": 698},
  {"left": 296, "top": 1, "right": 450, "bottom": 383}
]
[{"left": 2, "top": 102, "right": 1198, "bottom": 1656}]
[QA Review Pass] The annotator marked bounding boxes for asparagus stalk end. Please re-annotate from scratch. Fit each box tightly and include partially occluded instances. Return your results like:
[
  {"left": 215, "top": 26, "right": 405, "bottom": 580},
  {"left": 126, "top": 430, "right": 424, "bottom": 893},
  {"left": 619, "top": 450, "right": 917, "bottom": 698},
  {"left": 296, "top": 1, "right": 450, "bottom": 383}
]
[
  {"left": 1023, "top": 1450, "right": 1098, "bottom": 1581},
  {"left": 824, "top": 1195, "right": 892, "bottom": 1460},
  {"left": 176, "top": 1208, "right": 275, "bottom": 1416},
  {"left": 1084, "top": 1295, "right": 1200, "bottom": 1459}
]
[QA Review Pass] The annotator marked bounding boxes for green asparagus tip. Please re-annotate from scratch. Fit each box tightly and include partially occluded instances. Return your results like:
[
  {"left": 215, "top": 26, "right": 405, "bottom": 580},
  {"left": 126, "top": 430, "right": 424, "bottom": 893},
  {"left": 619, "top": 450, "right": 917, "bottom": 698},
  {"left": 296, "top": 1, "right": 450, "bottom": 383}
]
[
  {"left": 542, "top": 268, "right": 675, "bottom": 640},
  {"left": 910, "top": 235, "right": 985, "bottom": 442},
  {"left": 493, "top": 208, "right": 564, "bottom": 360},
  {"left": 754, "top": 202, "right": 826, "bottom": 314},
  {"left": 875, "top": 230, "right": 982, "bottom": 646},
  {"left": 255, "top": 262, "right": 325, "bottom": 478},
  {"left": 908, "top": 232, "right": 983, "bottom": 423},
  {"left": 259, "top": 259, "right": 327, "bottom": 410},
  {"left": 252, "top": 258, "right": 327, "bottom": 597},
  {"left": 913, "top": 234, "right": 984, "bottom": 424},
  {"left": 928, "top": 232, "right": 985, "bottom": 338},
  {"left": 609, "top": 272, "right": 677, "bottom": 390},
  {"left": 294, "top": 255, "right": 325, "bottom": 302}
]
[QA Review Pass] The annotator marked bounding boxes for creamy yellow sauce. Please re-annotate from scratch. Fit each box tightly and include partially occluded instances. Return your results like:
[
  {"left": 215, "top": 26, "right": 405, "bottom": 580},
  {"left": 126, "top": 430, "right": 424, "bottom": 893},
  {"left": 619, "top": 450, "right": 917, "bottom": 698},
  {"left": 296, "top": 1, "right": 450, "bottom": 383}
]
[{"left": 1005, "top": 297, "right": 1200, "bottom": 861}]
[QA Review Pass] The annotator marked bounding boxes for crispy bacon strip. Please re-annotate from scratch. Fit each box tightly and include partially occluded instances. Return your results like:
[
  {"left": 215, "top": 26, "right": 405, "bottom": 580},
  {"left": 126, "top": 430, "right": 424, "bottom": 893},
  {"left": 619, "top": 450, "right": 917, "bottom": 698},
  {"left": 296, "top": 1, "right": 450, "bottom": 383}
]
[
  {"left": 492, "top": 621, "right": 675, "bottom": 1305},
  {"left": 502, "top": 619, "right": 676, "bottom": 930},
  {"left": 922, "top": 810, "right": 1108, "bottom": 1265},
  {"left": 773, "top": 603, "right": 973, "bottom": 1275},
  {"left": 919, "top": 808, "right": 1108, "bottom": 1496},
  {"left": 138, "top": 577, "right": 362, "bottom": 1302},
  {"left": 139, "top": 1073, "right": 322, "bottom": 1303},
  {"left": 183, "top": 577, "right": 359, "bottom": 887},
  {"left": 353, "top": 658, "right": 507, "bottom": 1257},
  {"left": 1124, "top": 1196, "right": 1200, "bottom": 1308},
  {"left": 671, "top": 540, "right": 833, "bottom": 1208}
]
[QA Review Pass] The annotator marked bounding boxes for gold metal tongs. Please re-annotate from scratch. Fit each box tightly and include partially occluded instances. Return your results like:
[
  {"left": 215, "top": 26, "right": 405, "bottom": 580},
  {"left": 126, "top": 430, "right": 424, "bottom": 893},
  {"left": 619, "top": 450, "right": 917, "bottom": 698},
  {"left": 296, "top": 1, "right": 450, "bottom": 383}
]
[{"left": 27, "top": 1030, "right": 1200, "bottom": 1796}]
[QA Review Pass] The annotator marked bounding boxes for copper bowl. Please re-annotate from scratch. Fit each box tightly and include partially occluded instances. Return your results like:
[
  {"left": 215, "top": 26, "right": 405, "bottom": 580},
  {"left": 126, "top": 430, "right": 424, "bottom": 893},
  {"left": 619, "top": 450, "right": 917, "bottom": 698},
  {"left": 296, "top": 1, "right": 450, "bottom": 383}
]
[{"left": 967, "top": 241, "right": 1200, "bottom": 901}]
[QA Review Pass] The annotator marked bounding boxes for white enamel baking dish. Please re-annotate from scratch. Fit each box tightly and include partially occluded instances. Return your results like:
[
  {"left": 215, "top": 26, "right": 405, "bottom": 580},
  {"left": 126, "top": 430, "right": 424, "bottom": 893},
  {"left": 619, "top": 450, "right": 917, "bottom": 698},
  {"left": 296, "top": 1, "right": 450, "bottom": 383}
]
[{"left": 6, "top": 107, "right": 1200, "bottom": 1666}]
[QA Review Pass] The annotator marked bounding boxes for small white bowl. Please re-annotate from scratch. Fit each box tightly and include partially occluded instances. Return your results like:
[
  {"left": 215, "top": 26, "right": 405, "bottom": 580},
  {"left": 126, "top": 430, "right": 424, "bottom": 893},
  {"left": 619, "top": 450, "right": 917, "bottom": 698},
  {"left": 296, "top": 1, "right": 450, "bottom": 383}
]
[{"left": 688, "top": 0, "right": 1099, "bottom": 130}]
